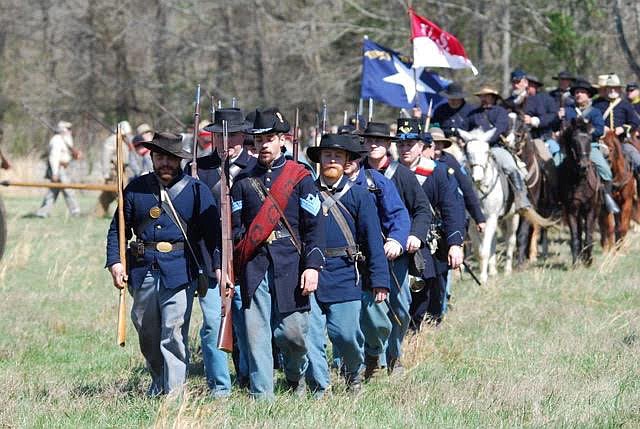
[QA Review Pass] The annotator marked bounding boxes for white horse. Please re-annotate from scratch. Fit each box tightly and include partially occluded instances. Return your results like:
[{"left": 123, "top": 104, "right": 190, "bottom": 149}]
[{"left": 458, "top": 128, "right": 519, "bottom": 284}]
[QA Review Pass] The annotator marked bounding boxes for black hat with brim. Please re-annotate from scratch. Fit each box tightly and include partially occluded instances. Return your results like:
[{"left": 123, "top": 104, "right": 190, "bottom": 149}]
[
  {"left": 570, "top": 78, "right": 596, "bottom": 97},
  {"left": 358, "top": 121, "right": 397, "bottom": 140},
  {"left": 142, "top": 131, "right": 193, "bottom": 159},
  {"left": 246, "top": 107, "right": 290, "bottom": 135},
  {"left": 438, "top": 82, "right": 467, "bottom": 99},
  {"left": 527, "top": 75, "right": 544, "bottom": 87},
  {"left": 396, "top": 118, "right": 423, "bottom": 140},
  {"left": 552, "top": 71, "right": 576, "bottom": 81},
  {"left": 306, "top": 134, "right": 362, "bottom": 163},
  {"left": 204, "top": 108, "right": 252, "bottom": 133}
]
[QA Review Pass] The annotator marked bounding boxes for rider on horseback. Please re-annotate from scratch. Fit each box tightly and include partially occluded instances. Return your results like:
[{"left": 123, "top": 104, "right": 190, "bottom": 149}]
[
  {"left": 465, "top": 85, "right": 531, "bottom": 211},
  {"left": 562, "top": 78, "right": 620, "bottom": 214}
]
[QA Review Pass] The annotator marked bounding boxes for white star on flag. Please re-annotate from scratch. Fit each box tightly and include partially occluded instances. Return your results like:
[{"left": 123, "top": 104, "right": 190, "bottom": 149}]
[{"left": 383, "top": 57, "right": 435, "bottom": 104}]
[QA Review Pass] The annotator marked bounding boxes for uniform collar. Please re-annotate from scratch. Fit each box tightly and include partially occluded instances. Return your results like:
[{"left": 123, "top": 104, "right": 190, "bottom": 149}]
[
  {"left": 257, "top": 154, "right": 286, "bottom": 170},
  {"left": 318, "top": 174, "right": 347, "bottom": 192}
]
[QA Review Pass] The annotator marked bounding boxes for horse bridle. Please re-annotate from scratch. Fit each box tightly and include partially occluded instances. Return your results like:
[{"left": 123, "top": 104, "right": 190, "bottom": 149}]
[{"left": 468, "top": 153, "right": 500, "bottom": 201}]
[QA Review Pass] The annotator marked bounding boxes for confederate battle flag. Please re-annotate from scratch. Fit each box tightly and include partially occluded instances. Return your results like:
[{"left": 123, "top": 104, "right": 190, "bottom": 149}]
[{"left": 409, "top": 8, "right": 478, "bottom": 75}]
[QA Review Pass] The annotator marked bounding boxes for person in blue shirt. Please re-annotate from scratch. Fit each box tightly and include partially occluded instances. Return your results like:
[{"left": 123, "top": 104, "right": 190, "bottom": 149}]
[
  {"left": 433, "top": 82, "right": 476, "bottom": 136},
  {"left": 304, "top": 134, "right": 389, "bottom": 397},
  {"left": 106, "top": 131, "right": 220, "bottom": 396}
]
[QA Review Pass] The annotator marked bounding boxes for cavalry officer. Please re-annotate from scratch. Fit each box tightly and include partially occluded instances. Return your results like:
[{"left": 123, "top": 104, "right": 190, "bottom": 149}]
[
  {"left": 395, "top": 119, "right": 465, "bottom": 328},
  {"left": 231, "top": 107, "right": 324, "bottom": 400},
  {"left": 626, "top": 82, "right": 640, "bottom": 116},
  {"left": 360, "top": 121, "right": 430, "bottom": 376},
  {"left": 184, "top": 108, "right": 255, "bottom": 397},
  {"left": 563, "top": 78, "right": 620, "bottom": 214},
  {"left": 106, "top": 132, "right": 220, "bottom": 396},
  {"left": 549, "top": 71, "right": 576, "bottom": 106},
  {"left": 433, "top": 82, "right": 476, "bottom": 137},
  {"left": 304, "top": 134, "right": 389, "bottom": 397}
]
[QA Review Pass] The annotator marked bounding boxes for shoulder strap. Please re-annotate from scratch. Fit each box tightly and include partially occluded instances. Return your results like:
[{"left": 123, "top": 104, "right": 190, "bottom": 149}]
[
  {"left": 384, "top": 160, "right": 399, "bottom": 180},
  {"left": 161, "top": 187, "right": 203, "bottom": 271},
  {"left": 320, "top": 190, "right": 357, "bottom": 249},
  {"left": 364, "top": 169, "right": 377, "bottom": 192},
  {"left": 320, "top": 180, "right": 353, "bottom": 214},
  {"left": 602, "top": 98, "right": 622, "bottom": 129},
  {"left": 166, "top": 175, "right": 191, "bottom": 200}
]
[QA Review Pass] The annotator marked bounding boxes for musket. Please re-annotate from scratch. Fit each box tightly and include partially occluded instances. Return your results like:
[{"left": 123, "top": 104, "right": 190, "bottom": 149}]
[
  {"left": 217, "top": 119, "right": 235, "bottom": 353},
  {"left": 0, "top": 180, "right": 117, "bottom": 192},
  {"left": 424, "top": 99, "right": 433, "bottom": 131},
  {"left": 190, "top": 84, "right": 201, "bottom": 178},
  {"left": 115, "top": 124, "right": 128, "bottom": 347},
  {"left": 152, "top": 99, "right": 187, "bottom": 129},
  {"left": 231, "top": 97, "right": 237, "bottom": 109},
  {"left": 368, "top": 98, "right": 373, "bottom": 123},
  {"left": 21, "top": 101, "right": 56, "bottom": 133},
  {"left": 85, "top": 111, "right": 116, "bottom": 134},
  {"left": 210, "top": 95, "right": 215, "bottom": 151},
  {"left": 292, "top": 107, "right": 300, "bottom": 161},
  {"left": 343, "top": 110, "right": 348, "bottom": 126},
  {"left": 321, "top": 100, "right": 328, "bottom": 135}
]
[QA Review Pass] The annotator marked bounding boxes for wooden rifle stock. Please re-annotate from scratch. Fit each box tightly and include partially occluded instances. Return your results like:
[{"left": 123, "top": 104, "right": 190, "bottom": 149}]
[
  {"left": 292, "top": 108, "right": 299, "bottom": 161},
  {"left": 115, "top": 125, "right": 127, "bottom": 347},
  {"left": 217, "top": 120, "right": 234, "bottom": 353},
  {"left": 191, "top": 85, "right": 201, "bottom": 178},
  {"left": 0, "top": 180, "right": 117, "bottom": 192}
]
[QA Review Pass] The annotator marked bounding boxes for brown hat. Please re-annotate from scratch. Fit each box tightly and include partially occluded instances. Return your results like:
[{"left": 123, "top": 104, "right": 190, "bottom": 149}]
[
  {"left": 474, "top": 86, "right": 501, "bottom": 97},
  {"left": 428, "top": 127, "right": 453, "bottom": 148}
]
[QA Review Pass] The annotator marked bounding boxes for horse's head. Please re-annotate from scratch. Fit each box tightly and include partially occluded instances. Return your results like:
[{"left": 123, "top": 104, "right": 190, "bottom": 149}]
[
  {"left": 567, "top": 118, "right": 592, "bottom": 170},
  {"left": 464, "top": 134, "right": 492, "bottom": 184}
]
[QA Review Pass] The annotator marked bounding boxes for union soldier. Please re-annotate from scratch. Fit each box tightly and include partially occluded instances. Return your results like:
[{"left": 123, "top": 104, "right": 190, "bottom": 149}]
[
  {"left": 34, "top": 121, "right": 81, "bottom": 218},
  {"left": 106, "top": 132, "right": 220, "bottom": 396},
  {"left": 95, "top": 121, "right": 133, "bottom": 217},
  {"left": 626, "top": 82, "right": 640, "bottom": 116},
  {"left": 466, "top": 86, "right": 531, "bottom": 211},
  {"left": 360, "top": 122, "right": 430, "bottom": 376},
  {"left": 184, "top": 108, "right": 255, "bottom": 397},
  {"left": 128, "top": 123, "right": 154, "bottom": 180},
  {"left": 549, "top": 71, "right": 576, "bottom": 106},
  {"left": 433, "top": 82, "right": 476, "bottom": 136},
  {"left": 231, "top": 107, "right": 324, "bottom": 399},
  {"left": 304, "top": 134, "right": 389, "bottom": 397},
  {"left": 563, "top": 78, "right": 620, "bottom": 214},
  {"left": 395, "top": 119, "right": 465, "bottom": 327}
]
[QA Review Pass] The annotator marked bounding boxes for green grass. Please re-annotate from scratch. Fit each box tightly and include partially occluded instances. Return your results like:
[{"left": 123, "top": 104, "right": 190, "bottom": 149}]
[{"left": 1, "top": 194, "right": 640, "bottom": 428}]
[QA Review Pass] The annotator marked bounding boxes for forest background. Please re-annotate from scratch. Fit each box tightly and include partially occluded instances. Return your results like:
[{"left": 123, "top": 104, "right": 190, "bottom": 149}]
[{"left": 0, "top": 0, "right": 639, "bottom": 160}]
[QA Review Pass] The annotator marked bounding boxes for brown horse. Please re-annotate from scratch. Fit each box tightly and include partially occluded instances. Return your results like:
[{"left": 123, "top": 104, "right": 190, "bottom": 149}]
[
  {"left": 558, "top": 119, "right": 600, "bottom": 266},
  {"left": 599, "top": 131, "right": 636, "bottom": 250}
]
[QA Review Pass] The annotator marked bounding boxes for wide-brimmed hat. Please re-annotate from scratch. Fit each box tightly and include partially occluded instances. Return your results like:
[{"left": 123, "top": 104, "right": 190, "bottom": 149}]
[
  {"left": 136, "top": 123, "right": 153, "bottom": 135},
  {"left": 306, "top": 134, "right": 362, "bottom": 163},
  {"left": 337, "top": 124, "right": 356, "bottom": 134},
  {"left": 570, "top": 78, "right": 596, "bottom": 97},
  {"left": 626, "top": 82, "right": 639, "bottom": 92},
  {"left": 358, "top": 121, "right": 397, "bottom": 140},
  {"left": 474, "top": 86, "right": 501, "bottom": 98},
  {"left": 428, "top": 127, "right": 453, "bottom": 148},
  {"left": 552, "top": 71, "right": 576, "bottom": 81},
  {"left": 527, "top": 75, "right": 544, "bottom": 87},
  {"left": 142, "top": 131, "right": 192, "bottom": 159},
  {"left": 246, "top": 107, "right": 290, "bottom": 135},
  {"left": 594, "top": 73, "right": 613, "bottom": 89},
  {"left": 603, "top": 74, "right": 622, "bottom": 88},
  {"left": 396, "top": 118, "right": 423, "bottom": 140},
  {"left": 438, "top": 82, "right": 467, "bottom": 99},
  {"left": 204, "top": 108, "right": 251, "bottom": 133}
]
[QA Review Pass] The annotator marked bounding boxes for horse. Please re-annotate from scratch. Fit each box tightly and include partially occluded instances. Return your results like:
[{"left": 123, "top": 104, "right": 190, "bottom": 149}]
[
  {"left": 458, "top": 128, "right": 519, "bottom": 284},
  {"left": 511, "top": 119, "right": 558, "bottom": 265},
  {"left": 598, "top": 131, "right": 637, "bottom": 250},
  {"left": 558, "top": 119, "right": 600, "bottom": 266}
]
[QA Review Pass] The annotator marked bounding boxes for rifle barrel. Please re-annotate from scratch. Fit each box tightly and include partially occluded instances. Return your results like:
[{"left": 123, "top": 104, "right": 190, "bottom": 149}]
[{"left": 1, "top": 180, "right": 117, "bottom": 192}]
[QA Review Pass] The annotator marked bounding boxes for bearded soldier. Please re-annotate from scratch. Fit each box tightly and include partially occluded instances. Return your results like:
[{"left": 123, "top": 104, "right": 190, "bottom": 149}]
[
  {"left": 231, "top": 107, "right": 324, "bottom": 399},
  {"left": 106, "top": 132, "right": 220, "bottom": 396},
  {"left": 304, "top": 134, "right": 389, "bottom": 397}
]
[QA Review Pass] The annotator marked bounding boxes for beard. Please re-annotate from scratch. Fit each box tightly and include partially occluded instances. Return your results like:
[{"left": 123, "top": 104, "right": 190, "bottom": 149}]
[
  {"left": 155, "top": 165, "right": 180, "bottom": 182},
  {"left": 322, "top": 164, "right": 343, "bottom": 180}
]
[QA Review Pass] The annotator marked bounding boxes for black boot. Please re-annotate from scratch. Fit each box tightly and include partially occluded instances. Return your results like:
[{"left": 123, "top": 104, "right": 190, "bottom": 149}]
[
  {"left": 602, "top": 181, "right": 620, "bottom": 214},
  {"left": 509, "top": 171, "right": 531, "bottom": 211}
]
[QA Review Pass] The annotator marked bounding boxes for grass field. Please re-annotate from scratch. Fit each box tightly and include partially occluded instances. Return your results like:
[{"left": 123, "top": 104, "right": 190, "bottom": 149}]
[{"left": 1, "top": 194, "right": 639, "bottom": 428}]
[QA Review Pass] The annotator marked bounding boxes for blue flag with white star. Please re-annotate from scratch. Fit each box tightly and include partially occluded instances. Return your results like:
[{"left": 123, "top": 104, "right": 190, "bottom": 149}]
[{"left": 361, "top": 38, "right": 449, "bottom": 111}]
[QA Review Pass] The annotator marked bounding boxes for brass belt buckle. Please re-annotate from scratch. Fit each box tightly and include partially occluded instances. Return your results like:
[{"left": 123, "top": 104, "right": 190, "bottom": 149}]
[
  {"left": 266, "top": 231, "right": 276, "bottom": 244},
  {"left": 156, "top": 241, "right": 173, "bottom": 253}
]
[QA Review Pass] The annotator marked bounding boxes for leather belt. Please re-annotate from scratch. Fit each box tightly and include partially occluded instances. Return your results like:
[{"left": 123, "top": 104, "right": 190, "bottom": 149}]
[
  {"left": 143, "top": 241, "right": 184, "bottom": 253},
  {"left": 324, "top": 245, "right": 359, "bottom": 258},
  {"left": 265, "top": 229, "right": 291, "bottom": 244}
]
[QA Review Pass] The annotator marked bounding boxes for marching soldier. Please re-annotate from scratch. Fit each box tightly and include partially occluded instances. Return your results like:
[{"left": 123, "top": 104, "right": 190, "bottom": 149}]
[
  {"left": 395, "top": 119, "right": 465, "bottom": 327},
  {"left": 433, "top": 82, "right": 476, "bottom": 136},
  {"left": 95, "top": 121, "right": 133, "bottom": 217},
  {"left": 360, "top": 121, "right": 430, "bottom": 376},
  {"left": 466, "top": 86, "right": 532, "bottom": 211},
  {"left": 184, "top": 108, "right": 255, "bottom": 397},
  {"left": 304, "top": 134, "right": 389, "bottom": 397},
  {"left": 106, "top": 132, "right": 220, "bottom": 396},
  {"left": 34, "top": 120, "right": 81, "bottom": 218},
  {"left": 231, "top": 107, "right": 324, "bottom": 399}
]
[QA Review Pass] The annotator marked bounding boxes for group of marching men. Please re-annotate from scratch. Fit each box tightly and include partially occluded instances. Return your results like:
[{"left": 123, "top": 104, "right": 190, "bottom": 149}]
[
  {"left": 105, "top": 104, "right": 476, "bottom": 400},
  {"left": 104, "top": 68, "right": 640, "bottom": 400}
]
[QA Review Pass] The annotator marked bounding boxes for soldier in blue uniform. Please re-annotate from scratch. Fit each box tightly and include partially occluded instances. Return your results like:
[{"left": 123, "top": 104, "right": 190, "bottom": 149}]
[
  {"left": 231, "top": 107, "right": 324, "bottom": 399},
  {"left": 433, "top": 82, "right": 476, "bottom": 136},
  {"left": 563, "top": 78, "right": 620, "bottom": 213},
  {"left": 360, "top": 122, "right": 431, "bottom": 376},
  {"left": 304, "top": 134, "right": 389, "bottom": 397},
  {"left": 549, "top": 71, "right": 576, "bottom": 106},
  {"left": 183, "top": 108, "right": 255, "bottom": 397},
  {"left": 626, "top": 83, "right": 640, "bottom": 116},
  {"left": 466, "top": 86, "right": 532, "bottom": 211},
  {"left": 395, "top": 119, "right": 465, "bottom": 328},
  {"left": 106, "top": 132, "right": 220, "bottom": 396}
]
